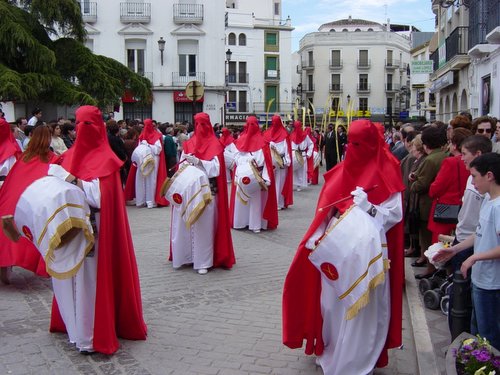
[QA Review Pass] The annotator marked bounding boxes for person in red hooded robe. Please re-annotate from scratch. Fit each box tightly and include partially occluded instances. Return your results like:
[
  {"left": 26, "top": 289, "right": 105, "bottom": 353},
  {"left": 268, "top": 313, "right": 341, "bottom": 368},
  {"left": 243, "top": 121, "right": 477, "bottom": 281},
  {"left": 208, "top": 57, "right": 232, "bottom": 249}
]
[
  {"left": 48, "top": 105, "right": 147, "bottom": 354},
  {"left": 168, "top": 112, "right": 235, "bottom": 275},
  {"left": 282, "top": 119, "right": 405, "bottom": 373},
  {"left": 230, "top": 116, "right": 278, "bottom": 233},
  {"left": 304, "top": 127, "right": 320, "bottom": 185},
  {"left": 0, "top": 119, "right": 45, "bottom": 284},
  {"left": 263, "top": 115, "right": 293, "bottom": 210},
  {"left": 124, "top": 119, "right": 168, "bottom": 208},
  {"left": 289, "top": 121, "right": 314, "bottom": 191},
  {"left": 219, "top": 127, "right": 237, "bottom": 183}
]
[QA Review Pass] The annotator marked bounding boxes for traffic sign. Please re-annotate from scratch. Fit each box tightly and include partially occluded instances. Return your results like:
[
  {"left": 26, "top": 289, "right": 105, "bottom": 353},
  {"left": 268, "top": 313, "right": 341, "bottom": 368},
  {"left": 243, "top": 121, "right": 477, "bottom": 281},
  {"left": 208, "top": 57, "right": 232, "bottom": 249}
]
[{"left": 185, "top": 80, "right": 204, "bottom": 101}]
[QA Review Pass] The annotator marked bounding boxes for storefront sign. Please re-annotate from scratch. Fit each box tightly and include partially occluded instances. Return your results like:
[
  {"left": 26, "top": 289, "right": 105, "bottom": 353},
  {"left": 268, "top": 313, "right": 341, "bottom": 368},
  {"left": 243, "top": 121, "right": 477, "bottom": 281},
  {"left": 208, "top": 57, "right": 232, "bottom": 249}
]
[
  {"left": 411, "top": 60, "right": 434, "bottom": 74},
  {"left": 429, "top": 71, "right": 454, "bottom": 93},
  {"left": 173, "top": 90, "right": 203, "bottom": 103}
]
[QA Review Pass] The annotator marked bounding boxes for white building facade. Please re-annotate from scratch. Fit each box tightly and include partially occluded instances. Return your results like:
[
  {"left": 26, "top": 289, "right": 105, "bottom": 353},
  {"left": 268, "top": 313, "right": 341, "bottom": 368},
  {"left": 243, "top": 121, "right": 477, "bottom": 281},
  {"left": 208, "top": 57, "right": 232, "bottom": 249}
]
[
  {"left": 224, "top": 0, "right": 293, "bottom": 126},
  {"left": 77, "top": 0, "right": 228, "bottom": 123},
  {"left": 295, "top": 17, "right": 412, "bottom": 127}
]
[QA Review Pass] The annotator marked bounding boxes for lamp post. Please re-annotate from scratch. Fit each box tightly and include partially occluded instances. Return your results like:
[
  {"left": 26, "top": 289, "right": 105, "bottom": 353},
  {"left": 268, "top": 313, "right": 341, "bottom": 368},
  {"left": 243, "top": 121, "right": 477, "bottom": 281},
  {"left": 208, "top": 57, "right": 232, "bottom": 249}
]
[
  {"left": 157, "top": 37, "right": 166, "bottom": 66},
  {"left": 224, "top": 49, "right": 232, "bottom": 125}
]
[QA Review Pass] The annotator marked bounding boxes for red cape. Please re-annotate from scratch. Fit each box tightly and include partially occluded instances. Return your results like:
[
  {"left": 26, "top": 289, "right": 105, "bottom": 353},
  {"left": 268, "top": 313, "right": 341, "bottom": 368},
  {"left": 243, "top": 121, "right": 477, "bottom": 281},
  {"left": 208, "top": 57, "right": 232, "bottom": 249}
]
[
  {"left": 0, "top": 155, "right": 56, "bottom": 276},
  {"left": 50, "top": 172, "right": 147, "bottom": 354},
  {"left": 283, "top": 119, "right": 405, "bottom": 366},
  {"left": 305, "top": 132, "right": 319, "bottom": 185},
  {"left": 0, "top": 118, "right": 22, "bottom": 164},
  {"left": 229, "top": 144, "right": 279, "bottom": 230}
]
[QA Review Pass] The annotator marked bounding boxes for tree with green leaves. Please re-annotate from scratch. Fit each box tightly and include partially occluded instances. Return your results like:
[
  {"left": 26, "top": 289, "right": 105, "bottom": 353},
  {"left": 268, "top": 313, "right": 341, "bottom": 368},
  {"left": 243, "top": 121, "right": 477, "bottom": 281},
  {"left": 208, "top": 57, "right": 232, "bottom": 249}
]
[{"left": 0, "top": 0, "right": 152, "bottom": 108}]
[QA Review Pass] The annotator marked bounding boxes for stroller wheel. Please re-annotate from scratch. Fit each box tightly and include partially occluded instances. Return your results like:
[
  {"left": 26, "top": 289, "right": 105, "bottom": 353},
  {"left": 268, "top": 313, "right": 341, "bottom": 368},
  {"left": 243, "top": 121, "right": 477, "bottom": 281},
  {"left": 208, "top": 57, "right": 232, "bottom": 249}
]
[
  {"left": 424, "top": 289, "right": 443, "bottom": 310},
  {"left": 440, "top": 295, "right": 449, "bottom": 316},
  {"left": 419, "top": 278, "right": 433, "bottom": 295}
]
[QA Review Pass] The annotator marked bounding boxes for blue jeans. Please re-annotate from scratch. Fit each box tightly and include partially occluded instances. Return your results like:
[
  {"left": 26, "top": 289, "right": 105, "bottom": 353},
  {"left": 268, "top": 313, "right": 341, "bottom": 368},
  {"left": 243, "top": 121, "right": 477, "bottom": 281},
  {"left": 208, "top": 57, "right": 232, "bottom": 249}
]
[{"left": 471, "top": 284, "right": 500, "bottom": 350}]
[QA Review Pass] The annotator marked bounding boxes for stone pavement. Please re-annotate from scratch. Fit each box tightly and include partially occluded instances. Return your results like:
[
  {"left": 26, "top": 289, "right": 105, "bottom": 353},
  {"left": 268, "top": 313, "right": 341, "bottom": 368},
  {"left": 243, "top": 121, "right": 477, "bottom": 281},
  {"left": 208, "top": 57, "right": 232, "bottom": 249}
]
[{"left": 0, "top": 176, "right": 451, "bottom": 375}]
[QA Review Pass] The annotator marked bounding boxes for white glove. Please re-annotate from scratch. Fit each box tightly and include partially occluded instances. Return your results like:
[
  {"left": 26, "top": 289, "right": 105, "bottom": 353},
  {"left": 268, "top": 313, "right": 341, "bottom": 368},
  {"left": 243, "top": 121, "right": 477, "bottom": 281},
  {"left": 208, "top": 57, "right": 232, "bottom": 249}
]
[
  {"left": 185, "top": 154, "right": 200, "bottom": 165},
  {"left": 48, "top": 164, "right": 71, "bottom": 181},
  {"left": 351, "top": 186, "right": 371, "bottom": 212}
]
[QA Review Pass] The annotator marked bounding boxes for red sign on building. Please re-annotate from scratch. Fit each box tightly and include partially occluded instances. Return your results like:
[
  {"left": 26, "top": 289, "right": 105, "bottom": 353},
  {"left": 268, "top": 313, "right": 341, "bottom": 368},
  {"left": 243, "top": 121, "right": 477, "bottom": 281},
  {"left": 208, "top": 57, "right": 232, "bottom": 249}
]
[{"left": 174, "top": 91, "right": 204, "bottom": 103}]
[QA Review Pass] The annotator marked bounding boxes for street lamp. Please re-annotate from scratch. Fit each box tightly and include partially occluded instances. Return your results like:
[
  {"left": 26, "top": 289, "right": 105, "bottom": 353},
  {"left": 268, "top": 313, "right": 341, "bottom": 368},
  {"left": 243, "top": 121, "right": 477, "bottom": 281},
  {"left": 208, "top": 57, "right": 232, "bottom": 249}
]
[
  {"left": 224, "top": 49, "right": 233, "bottom": 125},
  {"left": 157, "top": 37, "right": 166, "bottom": 66},
  {"left": 439, "top": 0, "right": 470, "bottom": 8}
]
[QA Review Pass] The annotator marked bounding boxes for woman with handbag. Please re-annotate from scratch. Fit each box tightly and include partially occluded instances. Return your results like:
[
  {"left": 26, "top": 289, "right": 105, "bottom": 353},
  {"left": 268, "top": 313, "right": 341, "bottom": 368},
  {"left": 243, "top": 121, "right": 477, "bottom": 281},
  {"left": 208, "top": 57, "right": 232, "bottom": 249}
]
[
  {"left": 428, "top": 128, "right": 471, "bottom": 242},
  {"left": 410, "top": 126, "right": 449, "bottom": 278}
]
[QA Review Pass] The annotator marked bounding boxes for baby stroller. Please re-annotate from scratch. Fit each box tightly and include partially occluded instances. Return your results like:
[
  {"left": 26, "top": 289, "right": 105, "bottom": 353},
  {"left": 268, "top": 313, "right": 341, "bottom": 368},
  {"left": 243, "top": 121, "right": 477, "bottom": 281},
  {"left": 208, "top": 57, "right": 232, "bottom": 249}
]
[{"left": 419, "top": 235, "right": 455, "bottom": 315}]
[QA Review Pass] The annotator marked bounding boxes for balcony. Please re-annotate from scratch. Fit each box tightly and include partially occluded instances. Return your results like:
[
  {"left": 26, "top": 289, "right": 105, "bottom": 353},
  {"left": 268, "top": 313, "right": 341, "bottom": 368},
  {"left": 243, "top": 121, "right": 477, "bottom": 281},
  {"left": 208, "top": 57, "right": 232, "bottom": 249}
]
[
  {"left": 172, "top": 72, "right": 205, "bottom": 86},
  {"left": 329, "top": 59, "right": 343, "bottom": 70},
  {"left": 265, "top": 69, "right": 280, "bottom": 80},
  {"left": 120, "top": 2, "right": 151, "bottom": 23},
  {"left": 173, "top": 3, "right": 203, "bottom": 24},
  {"left": 330, "top": 84, "right": 343, "bottom": 93},
  {"left": 357, "top": 59, "right": 371, "bottom": 69},
  {"left": 304, "top": 84, "right": 315, "bottom": 93},
  {"left": 78, "top": 2, "right": 97, "bottom": 23},
  {"left": 385, "top": 83, "right": 400, "bottom": 92},
  {"left": 227, "top": 73, "right": 249, "bottom": 84},
  {"left": 357, "top": 83, "right": 371, "bottom": 93},
  {"left": 301, "top": 60, "right": 314, "bottom": 70},
  {"left": 431, "top": 26, "right": 469, "bottom": 77},
  {"left": 385, "top": 59, "right": 400, "bottom": 69}
]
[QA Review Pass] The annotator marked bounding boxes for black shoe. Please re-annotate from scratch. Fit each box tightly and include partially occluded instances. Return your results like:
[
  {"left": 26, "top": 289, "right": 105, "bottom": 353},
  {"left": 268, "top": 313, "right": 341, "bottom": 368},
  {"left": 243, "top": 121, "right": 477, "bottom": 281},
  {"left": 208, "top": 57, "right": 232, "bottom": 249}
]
[
  {"left": 404, "top": 249, "right": 418, "bottom": 258},
  {"left": 415, "top": 272, "right": 434, "bottom": 280},
  {"left": 411, "top": 259, "right": 427, "bottom": 267}
]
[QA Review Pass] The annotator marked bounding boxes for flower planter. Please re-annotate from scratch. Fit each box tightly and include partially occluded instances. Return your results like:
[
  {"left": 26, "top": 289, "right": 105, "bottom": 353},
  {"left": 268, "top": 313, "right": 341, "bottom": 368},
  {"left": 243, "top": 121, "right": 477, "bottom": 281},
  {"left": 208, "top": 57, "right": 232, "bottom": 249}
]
[{"left": 446, "top": 332, "right": 500, "bottom": 375}]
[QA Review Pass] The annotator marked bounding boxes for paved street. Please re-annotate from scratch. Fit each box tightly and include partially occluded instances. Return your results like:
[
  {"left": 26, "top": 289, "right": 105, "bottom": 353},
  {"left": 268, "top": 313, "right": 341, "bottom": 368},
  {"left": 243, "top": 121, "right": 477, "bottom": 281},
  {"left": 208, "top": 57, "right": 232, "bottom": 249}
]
[{"left": 0, "top": 176, "right": 439, "bottom": 375}]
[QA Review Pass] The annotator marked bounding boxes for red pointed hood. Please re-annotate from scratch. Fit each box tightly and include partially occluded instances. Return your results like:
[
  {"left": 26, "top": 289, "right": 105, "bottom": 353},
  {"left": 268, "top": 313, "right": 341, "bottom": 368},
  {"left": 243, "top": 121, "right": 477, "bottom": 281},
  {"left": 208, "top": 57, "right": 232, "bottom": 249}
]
[
  {"left": 263, "top": 115, "right": 288, "bottom": 143},
  {"left": 219, "top": 127, "right": 235, "bottom": 147},
  {"left": 183, "top": 112, "right": 223, "bottom": 160},
  {"left": 289, "top": 121, "right": 307, "bottom": 144},
  {"left": 234, "top": 116, "right": 266, "bottom": 152},
  {"left": 139, "top": 119, "right": 162, "bottom": 144},
  {"left": 61, "top": 106, "right": 123, "bottom": 180},
  {"left": 0, "top": 118, "right": 21, "bottom": 164}
]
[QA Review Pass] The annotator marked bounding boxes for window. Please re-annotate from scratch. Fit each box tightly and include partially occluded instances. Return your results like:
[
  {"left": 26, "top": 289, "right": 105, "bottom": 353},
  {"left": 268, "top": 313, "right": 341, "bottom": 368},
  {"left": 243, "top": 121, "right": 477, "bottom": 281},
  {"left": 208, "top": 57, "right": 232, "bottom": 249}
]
[
  {"left": 359, "top": 98, "right": 368, "bottom": 112},
  {"left": 239, "top": 61, "right": 247, "bottom": 83},
  {"left": 387, "top": 73, "right": 393, "bottom": 90},
  {"left": 331, "top": 74, "right": 340, "bottom": 90},
  {"left": 265, "top": 56, "right": 278, "bottom": 78},
  {"left": 274, "top": 1, "right": 279, "bottom": 16},
  {"left": 228, "top": 33, "right": 236, "bottom": 45},
  {"left": 359, "top": 74, "right": 368, "bottom": 90},
  {"left": 125, "top": 39, "right": 146, "bottom": 75},
  {"left": 359, "top": 50, "right": 368, "bottom": 66},
  {"left": 239, "top": 90, "right": 248, "bottom": 112},
  {"left": 238, "top": 33, "right": 246, "bottom": 46},
  {"left": 307, "top": 51, "right": 313, "bottom": 67},
  {"left": 331, "top": 50, "right": 341, "bottom": 66},
  {"left": 265, "top": 85, "right": 277, "bottom": 112},
  {"left": 265, "top": 31, "right": 279, "bottom": 52},
  {"left": 386, "top": 50, "right": 393, "bottom": 65},
  {"left": 387, "top": 97, "right": 393, "bottom": 114},
  {"left": 179, "top": 54, "right": 196, "bottom": 77},
  {"left": 307, "top": 74, "right": 313, "bottom": 91},
  {"left": 228, "top": 91, "right": 237, "bottom": 112},
  {"left": 227, "top": 61, "right": 236, "bottom": 83}
]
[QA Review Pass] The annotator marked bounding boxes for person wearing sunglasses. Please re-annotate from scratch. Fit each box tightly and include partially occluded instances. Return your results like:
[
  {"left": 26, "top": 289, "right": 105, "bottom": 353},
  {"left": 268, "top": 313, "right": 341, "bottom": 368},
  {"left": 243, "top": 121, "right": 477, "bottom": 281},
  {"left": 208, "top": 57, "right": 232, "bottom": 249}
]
[{"left": 472, "top": 116, "right": 496, "bottom": 139}]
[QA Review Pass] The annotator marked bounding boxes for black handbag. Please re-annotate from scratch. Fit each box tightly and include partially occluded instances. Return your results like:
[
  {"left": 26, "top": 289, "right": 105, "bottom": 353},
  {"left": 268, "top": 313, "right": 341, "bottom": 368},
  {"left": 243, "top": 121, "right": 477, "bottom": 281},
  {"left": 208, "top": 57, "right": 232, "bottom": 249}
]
[
  {"left": 432, "top": 162, "right": 462, "bottom": 224},
  {"left": 433, "top": 203, "right": 461, "bottom": 224}
]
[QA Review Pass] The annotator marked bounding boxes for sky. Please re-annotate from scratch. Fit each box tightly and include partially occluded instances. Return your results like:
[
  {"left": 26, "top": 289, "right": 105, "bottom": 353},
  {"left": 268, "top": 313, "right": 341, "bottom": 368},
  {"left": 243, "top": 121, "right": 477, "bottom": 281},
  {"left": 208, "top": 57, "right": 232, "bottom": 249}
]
[{"left": 282, "top": 0, "right": 436, "bottom": 51}]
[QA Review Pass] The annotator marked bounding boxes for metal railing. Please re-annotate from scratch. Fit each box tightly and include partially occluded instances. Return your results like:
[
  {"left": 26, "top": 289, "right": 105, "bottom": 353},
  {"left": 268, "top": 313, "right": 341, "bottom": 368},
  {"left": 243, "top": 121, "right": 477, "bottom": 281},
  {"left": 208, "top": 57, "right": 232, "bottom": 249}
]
[
  {"left": 172, "top": 72, "right": 205, "bottom": 86},
  {"left": 173, "top": 3, "right": 203, "bottom": 24},
  {"left": 385, "top": 59, "right": 400, "bottom": 68},
  {"left": 120, "top": 2, "right": 151, "bottom": 23},
  {"left": 446, "top": 27, "right": 469, "bottom": 62},
  {"left": 357, "top": 59, "right": 371, "bottom": 69},
  {"left": 265, "top": 70, "right": 280, "bottom": 80},
  {"left": 357, "top": 83, "right": 371, "bottom": 92},
  {"left": 385, "top": 83, "right": 401, "bottom": 92},
  {"left": 78, "top": 1, "right": 97, "bottom": 23},
  {"left": 304, "top": 84, "right": 315, "bottom": 93},
  {"left": 330, "top": 84, "right": 343, "bottom": 92},
  {"left": 227, "top": 73, "right": 249, "bottom": 84},
  {"left": 301, "top": 60, "right": 315, "bottom": 69},
  {"left": 329, "top": 59, "right": 343, "bottom": 69}
]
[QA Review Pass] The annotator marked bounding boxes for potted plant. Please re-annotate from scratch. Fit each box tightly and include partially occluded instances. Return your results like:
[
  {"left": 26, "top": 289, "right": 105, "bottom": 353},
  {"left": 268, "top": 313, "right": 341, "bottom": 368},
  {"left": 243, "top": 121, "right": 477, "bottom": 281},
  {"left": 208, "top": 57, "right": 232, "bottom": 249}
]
[{"left": 446, "top": 332, "right": 500, "bottom": 375}]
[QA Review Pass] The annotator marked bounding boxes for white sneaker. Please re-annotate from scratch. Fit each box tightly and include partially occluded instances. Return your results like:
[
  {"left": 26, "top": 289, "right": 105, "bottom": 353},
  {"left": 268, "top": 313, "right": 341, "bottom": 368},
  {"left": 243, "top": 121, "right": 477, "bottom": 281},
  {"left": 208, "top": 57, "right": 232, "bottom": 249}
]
[
  {"left": 296, "top": 187, "right": 302, "bottom": 192},
  {"left": 253, "top": 229, "right": 261, "bottom": 233},
  {"left": 197, "top": 268, "right": 208, "bottom": 275}
]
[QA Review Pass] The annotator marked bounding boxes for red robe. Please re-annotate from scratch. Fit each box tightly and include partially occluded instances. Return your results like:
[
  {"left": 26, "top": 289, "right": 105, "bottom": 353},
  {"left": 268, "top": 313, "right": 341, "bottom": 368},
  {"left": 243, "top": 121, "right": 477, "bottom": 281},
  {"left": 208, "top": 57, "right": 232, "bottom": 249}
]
[
  {"left": 50, "top": 105, "right": 147, "bottom": 354},
  {"left": 181, "top": 112, "right": 236, "bottom": 269},
  {"left": 283, "top": 119, "right": 405, "bottom": 367}
]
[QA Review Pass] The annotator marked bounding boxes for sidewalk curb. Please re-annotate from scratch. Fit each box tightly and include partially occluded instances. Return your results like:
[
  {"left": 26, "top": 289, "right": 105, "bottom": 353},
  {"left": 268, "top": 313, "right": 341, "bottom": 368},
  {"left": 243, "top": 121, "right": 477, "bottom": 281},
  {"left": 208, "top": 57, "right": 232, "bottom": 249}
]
[{"left": 405, "top": 258, "right": 441, "bottom": 375}]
